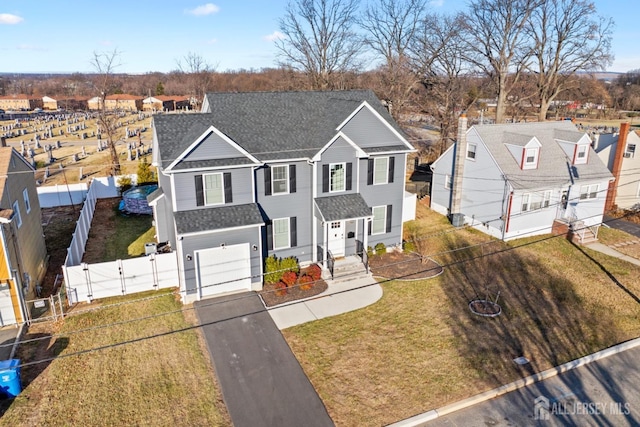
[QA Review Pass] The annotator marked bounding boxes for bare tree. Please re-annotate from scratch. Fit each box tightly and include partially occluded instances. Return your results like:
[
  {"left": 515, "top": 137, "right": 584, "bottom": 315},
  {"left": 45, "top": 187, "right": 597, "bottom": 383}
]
[
  {"left": 360, "top": 0, "right": 427, "bottom": 117},
  {"left": 411, "top": 13, "right": 478, "bottom": 153},
  {"left": 91, "top": 49, "right": 122, "bottom": 176},
  {"left": 527, "top": 0, "right": 614, "bottom": 121},
  {"left": 275, "top": 0, "right": 362, "bottom": 90},
  {"left": 175, "top": 52, "right": 217, "bottom": 110},
  {"left": 462, "top": 0, "right": 542, "bottom": 123}
]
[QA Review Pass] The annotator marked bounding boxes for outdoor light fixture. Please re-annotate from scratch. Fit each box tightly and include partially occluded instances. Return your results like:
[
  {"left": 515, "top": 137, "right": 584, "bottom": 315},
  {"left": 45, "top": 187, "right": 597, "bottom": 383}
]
[
  {"left": 186, "top": 254, "right": 192, "bottom": 261},
  {"left": 252, "top": 244, "right": 258, "bottom": 251}
]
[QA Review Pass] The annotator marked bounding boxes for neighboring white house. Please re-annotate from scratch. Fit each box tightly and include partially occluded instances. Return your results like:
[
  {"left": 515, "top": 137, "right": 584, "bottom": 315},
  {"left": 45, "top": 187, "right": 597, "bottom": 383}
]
[
  {"left": 594, "top": 122, "right": 640, "bottom": 210},
  {"left": 431, "top": 118, "right": 613, "bottom": 241}
]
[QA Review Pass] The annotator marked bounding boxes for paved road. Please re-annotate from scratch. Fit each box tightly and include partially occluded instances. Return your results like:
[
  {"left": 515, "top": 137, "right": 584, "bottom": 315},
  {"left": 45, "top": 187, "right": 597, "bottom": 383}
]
[
  {"left": 427, "top": 345, "right": 640, "bottom": 426},
  {"left": 604, "top": 215, "right": 640, "bottom": 238},
  {"left": 195, "top": 292, "right": 334, "bottom": 427}
]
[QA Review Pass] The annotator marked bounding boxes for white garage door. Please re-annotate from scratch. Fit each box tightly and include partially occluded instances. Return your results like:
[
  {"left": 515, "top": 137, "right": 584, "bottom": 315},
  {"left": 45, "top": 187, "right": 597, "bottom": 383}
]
[{"left": 195, "top": 243, "right": 252, "bottom": 298}]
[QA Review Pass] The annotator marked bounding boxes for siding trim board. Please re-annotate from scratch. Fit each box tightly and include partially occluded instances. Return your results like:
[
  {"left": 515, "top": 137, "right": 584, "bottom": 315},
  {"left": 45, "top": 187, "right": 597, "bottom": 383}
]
[{"left": 165, "top": 125, "right": 261, "bottom": 172}]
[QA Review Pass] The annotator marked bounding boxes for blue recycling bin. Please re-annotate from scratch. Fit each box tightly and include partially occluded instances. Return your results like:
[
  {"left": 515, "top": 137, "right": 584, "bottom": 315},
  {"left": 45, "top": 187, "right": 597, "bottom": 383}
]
[{"left": 0, "top": 359, "right": 21, "bottom": 398}]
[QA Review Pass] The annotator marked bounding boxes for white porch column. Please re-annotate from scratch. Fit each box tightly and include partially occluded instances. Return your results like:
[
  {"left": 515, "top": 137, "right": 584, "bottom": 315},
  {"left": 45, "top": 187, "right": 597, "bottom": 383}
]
[
  {"left": 363, "top": 218, "right": 369, "bottom": 255},
  {"left": 323, "top": 221, "right": 328, "bottom": 269}
]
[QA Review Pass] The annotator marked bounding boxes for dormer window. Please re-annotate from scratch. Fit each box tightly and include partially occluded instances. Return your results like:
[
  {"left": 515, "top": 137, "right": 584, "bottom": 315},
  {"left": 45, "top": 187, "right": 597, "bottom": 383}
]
[
  {"left": 574, "top": 144, "right": 589, "bottom": 164},
  {"left": 523, "top": 147, "right": 539, "bottom": 170}
]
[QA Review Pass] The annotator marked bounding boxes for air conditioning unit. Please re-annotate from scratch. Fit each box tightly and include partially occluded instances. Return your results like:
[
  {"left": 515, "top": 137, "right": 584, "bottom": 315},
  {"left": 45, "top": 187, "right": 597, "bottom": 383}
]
[{"left": 624, "top": 152, "right": 632, "bottom": 158}]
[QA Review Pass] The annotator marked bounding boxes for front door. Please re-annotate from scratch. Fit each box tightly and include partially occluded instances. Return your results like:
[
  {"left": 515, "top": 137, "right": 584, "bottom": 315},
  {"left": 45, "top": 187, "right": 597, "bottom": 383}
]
[{"left": 327, "top": 221, "right": 345, "bottom": 257}]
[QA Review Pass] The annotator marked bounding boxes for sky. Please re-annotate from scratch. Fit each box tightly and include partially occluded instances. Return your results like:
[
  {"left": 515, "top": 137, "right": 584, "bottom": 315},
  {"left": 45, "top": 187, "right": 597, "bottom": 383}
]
[{"left": 0, "top": 0, "right": 638, "bottom": 74}]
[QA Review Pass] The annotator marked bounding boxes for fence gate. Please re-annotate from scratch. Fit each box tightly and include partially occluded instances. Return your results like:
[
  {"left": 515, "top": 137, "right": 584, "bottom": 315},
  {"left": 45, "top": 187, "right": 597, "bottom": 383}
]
[{"left": 25, "top": 291, "right": 65, "bottom": 325}]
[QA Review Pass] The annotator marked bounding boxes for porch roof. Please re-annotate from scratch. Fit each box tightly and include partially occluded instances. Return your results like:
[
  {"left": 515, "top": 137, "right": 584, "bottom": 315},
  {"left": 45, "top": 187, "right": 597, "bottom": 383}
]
[
  {"left": 314, "top": 194, "right": 372, "bottom": 222},
  {"left": 175, "top": 203, "right": 264, "bottom": 234}
]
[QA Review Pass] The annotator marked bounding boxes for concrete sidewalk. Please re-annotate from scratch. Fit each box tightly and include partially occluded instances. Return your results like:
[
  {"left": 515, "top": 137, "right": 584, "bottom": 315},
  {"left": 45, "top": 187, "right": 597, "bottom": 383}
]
[
  {"left": 586, "top": 242, "right": 640, "bottom": 267},
  {"left": 267, "top": 275, "right": 383, "bottom": 330}
]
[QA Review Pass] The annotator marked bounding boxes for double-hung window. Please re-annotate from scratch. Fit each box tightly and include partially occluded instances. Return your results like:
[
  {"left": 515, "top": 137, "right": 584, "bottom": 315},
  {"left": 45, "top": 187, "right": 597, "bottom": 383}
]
[
  {"left": 204, "top": 173, "right": 224, "bottom": 205},
  {"left": 373, "top": 157, "right": 389, "bottom": 185},
  {"left": 371, "top": 206, "right": 386, "bottom": 235},
  {"left": 272, "top": 165, "right": 289, "bottom": 194},
  {"left": 330, "top": 163, "right": 345, "bottom": 192},
  {"left": 580, "top": 184, "right": 599, "bottom": 200},
  {"left": 467, "top": 143, "right": 477, "bottom": 160},
  {"left": 12, "top": 200, "right": 21, "bottom": 228},
  {"left": 272, "top": 218, "right": 290, "bottom": 250},
  {"left": 23, "top": 188, "right": 31, "bottom": 214}
]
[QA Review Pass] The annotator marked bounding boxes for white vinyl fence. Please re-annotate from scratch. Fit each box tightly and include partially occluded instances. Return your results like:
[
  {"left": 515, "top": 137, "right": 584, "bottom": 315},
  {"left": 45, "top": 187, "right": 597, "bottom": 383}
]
[
  {"left": 64, "top": 253, "right": 179, "bottom": 304},
  {"left": 46, "top": 175, "right": 179, "bottom": 304}
]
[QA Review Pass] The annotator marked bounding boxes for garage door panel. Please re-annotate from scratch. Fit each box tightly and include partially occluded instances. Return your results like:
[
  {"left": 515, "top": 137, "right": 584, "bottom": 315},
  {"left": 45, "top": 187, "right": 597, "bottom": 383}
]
[{"left": 196, "top": 244, "right": 252, "bottom": 298}]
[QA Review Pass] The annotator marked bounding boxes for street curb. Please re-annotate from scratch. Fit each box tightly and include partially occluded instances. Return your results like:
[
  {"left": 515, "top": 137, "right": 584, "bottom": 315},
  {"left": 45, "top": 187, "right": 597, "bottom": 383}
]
[{"left": 388, "top": 336, "right": 640, "bottom": 426}]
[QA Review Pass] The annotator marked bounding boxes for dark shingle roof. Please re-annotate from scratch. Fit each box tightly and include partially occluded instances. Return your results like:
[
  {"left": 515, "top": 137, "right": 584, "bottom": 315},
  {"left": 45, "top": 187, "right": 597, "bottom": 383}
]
[
  {"left": 175, "top": 203, "right": 264, "bottom": 234},
  {"left": 314, "top": 194, "right": 372, "bottom": 222},
  {"left": 154, "top": 90, "right": 406, "bottom": 167},
  {"left": 474, "top": 121, "right": 613, "bottom": 191}
]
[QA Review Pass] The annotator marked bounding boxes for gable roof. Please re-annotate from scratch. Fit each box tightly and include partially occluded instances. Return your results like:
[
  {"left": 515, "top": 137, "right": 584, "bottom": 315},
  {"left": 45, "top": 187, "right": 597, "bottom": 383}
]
[
  {"left": 154, "top": 90, "right": 409, "bottom": 166},
  {"left": 473, "top": 121, "right": 613, "bottom": 191}
]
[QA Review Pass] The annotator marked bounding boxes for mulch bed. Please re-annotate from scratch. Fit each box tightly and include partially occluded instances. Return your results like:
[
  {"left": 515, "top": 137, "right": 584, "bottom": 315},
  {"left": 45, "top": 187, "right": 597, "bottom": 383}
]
[
  {"left": 260, "top": 278, "right": 328, "bottom": 307},
  {"left": 368, "top": 251, "right": 443, "bottom": 281}
]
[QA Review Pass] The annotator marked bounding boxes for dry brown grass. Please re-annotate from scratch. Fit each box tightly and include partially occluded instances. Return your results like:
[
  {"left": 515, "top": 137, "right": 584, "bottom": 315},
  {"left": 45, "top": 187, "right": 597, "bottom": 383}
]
[
  {"left": 1, "top": 289, "right": 231, "bottom": 427},
  {"left": 283, "top": 205, "right": 640, "bottom": 426}
]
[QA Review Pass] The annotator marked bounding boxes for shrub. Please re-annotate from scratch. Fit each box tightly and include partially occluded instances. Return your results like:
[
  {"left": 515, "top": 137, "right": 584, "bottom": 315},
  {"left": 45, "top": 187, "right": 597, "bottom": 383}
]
[
  {"left": 299, "top": 274, "right": 314, "bottom": 290},
  {"left": 367, "top": 246, "right": 374, "bottom": 258},
  {"left": 375, "top": 243, "right": 387, "bottom": 255},
  {"left": 403, "top": 240, "right": 416, "bottom": 253},
  {"left": 117, "top": 176, "right": 133, "bottom": 193},
  {"left": 274, "top": 282, "right": 288, "bottom": 296},
  {"left": 306, "top": 264, "right": 322, "bottom": 281},
  {"left": 265, "top": 255, "right": 281, "bottom": 284},
  {"left": 137, "top": 157, "right": 156, "bottom": 185},
  {"left": 282, "top": 271, "right": 298, "bottom": 287},
  {"left": 280, "top": 256, "right": 300, "bottom": 275}
]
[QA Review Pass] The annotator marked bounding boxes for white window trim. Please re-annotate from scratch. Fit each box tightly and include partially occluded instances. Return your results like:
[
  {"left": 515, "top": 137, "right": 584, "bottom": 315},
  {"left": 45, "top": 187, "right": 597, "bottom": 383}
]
[
  {"left": 445, "top": 174, "right": 452, "bottom": 190},
  {"left": 575, "top": 144, "right": 589, "bottom": 164},
  {"left": 466, "top": 143, "right": 477, "bottom": 160},
  {"left": 271, "top": 164, "right": 289, "bottom": 195},
  {"left": 12, "top": 200, "right": 22, "bottom": 228},
  {"left": 329, "top": 162, "right": 346, "bottom": 193},
  {"left": 579, "top": 184, "right": 599, "bottom": 200},
  {"left": 521, "top": 194, "right": 530, "bottom": 212},
  {"left": 272, "top": 217, "right": 291, "bottom": 250},
  {"left": 523, "top": 148, "right": 538, "bottom": 169},
  {"left": 373, "top": 157, "right": 389, "bottom": 185},
  {"left": 203, "top": 172, "right": 224, "bottom": 206},
  {"left": 372, "top": 206, "right": 386, "bottom": 235},
  {"left": 23, "top": 188, "right": 31, "bottom": 214}
]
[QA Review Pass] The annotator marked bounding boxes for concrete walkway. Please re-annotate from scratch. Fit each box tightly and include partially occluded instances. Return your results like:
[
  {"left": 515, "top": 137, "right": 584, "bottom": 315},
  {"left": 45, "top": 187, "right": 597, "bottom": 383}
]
[
  {"left": 267, "top": 275, "right": 383, "bottom": 330},
  {"left": 585, "top": 242, "right": 640, "bottom": 267}
]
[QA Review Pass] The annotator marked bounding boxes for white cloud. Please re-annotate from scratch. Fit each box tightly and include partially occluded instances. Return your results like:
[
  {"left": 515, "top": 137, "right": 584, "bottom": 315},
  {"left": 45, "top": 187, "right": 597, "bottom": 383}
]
[
  {"left": 0, "top": 13, "right": 23, "bottom": 24},
  {"left": 263, "top": 31, "right": 285, "bottom": 42},
  {"left": 100, "top": 40, "right": 113, "bottom": 46},
  {"left": 185, "top": 3, "right": 220, "bottom": 16},
  {"left": 206, "top": 38, "right": 218, "bottom": 45},
  {"left": 429, "top": 0, "right": 444, "bottom": 7}
]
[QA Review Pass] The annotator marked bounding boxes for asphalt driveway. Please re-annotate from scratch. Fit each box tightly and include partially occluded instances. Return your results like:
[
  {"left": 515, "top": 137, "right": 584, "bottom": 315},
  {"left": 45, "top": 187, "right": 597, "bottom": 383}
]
[
  {"left": 604, "top": 214, "right": 640, "bottom": 238},
  {"left": 195, "top": 292, "right": 333, "bottom": 427}
]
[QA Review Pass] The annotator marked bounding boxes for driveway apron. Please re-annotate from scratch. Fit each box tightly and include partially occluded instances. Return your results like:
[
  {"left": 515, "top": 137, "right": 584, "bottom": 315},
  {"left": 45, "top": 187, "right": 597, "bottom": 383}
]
[{"left": 195, "top": 292, "right": 334, "bottom": 427}]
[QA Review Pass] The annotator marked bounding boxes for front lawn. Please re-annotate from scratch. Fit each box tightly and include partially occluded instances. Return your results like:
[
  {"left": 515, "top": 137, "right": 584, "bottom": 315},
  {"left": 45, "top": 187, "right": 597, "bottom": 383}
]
[
  {"left": 283, "top": 204, "right": 640, "bottom": 426},
  {"left": 2, "top": 289, "right": 231, "bottom": 426}
]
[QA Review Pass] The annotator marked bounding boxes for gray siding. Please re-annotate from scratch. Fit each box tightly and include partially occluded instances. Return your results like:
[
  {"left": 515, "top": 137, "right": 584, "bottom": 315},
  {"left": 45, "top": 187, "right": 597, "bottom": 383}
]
[
  {"left": 341, "top": 106, "right": 399, "bottom": 149},
  {"left": 182, "top": 131, "right": 246, "bottom": 161},
  {"left": 460, "top": 134, "right": 508, "bottom": 227},
  {"left": 430, "top": 145, "right": 455, "bottom": 215},
  {"left": 155, "top": 195, "right": 175, "bottom": 246},
  {"left": 173, "top": 167, "right": 254, "bottom": 211},
  {"left": 256, "top": 161, "right": 313, "bottom": 263},
  {"left": 358, "top": 154, "right": 405, "bottom": 249},
  {"left": 180, "top": 227, "right": 262, "bottom": 295}
]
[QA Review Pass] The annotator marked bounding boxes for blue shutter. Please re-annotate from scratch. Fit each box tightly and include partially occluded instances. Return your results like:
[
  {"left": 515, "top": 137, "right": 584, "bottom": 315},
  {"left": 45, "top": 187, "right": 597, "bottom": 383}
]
[
  {"left": 223, "top": 172, "right": 232, "bottom": 203},
  {"left": 195, "top": 175, "right": 204, "bottom": 206},
  {"left": 264, "top": 167, "right": 272, "bottom": 196},
  {"left": 322, "top": 164, "right": 329, "bottom": 193},
  {"left": 289, "top": 165, "right": 296, "bottom": 193}
]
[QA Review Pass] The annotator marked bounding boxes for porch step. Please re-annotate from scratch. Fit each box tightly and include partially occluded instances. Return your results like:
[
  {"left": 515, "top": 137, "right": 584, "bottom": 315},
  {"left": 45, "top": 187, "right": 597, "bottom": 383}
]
[{"left": 329, "top": 256, "right": 371, "bottom": 282}]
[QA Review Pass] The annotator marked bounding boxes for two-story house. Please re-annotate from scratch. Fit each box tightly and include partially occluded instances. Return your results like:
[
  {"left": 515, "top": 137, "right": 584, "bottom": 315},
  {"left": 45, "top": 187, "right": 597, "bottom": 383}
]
[
  {"left": 149, "top": 90, "right": 415, "bottom": 302},
  {"left": 431, "top": 117, "right": 613, "bottom": 241},
  {"left": 0, "top": 143, "right": 48, "bottom": 325},
  {"left": 594, "top": 122, "right": 640, "bottom": 210}
]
